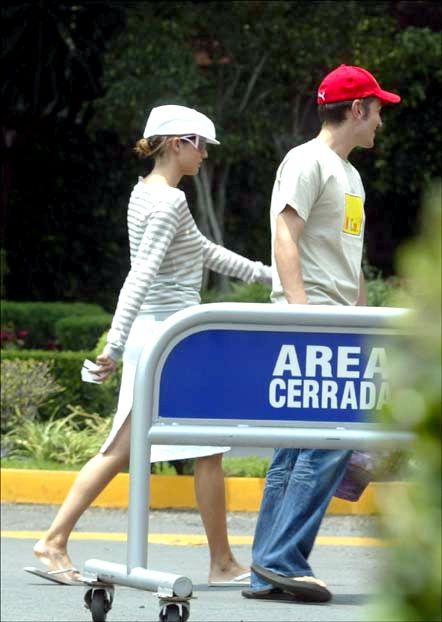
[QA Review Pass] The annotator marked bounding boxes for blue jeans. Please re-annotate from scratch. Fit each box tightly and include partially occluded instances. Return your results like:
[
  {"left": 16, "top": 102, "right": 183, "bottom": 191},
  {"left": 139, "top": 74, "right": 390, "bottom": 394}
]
[{"left": 251, "top": 448, "right": 351, "bottom": 590}]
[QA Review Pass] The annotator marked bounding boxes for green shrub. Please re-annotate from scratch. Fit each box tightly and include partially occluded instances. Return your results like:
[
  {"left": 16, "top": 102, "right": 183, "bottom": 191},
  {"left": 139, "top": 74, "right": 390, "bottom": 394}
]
[
  {"left": 93, "top": 330, "right": 109, "bottom": 355},
  {"left": 202, "top": 276, "right": 400, "bottom": 307},
  {"left": 369, "top": 183, "right": 441, "bottom": 622},
  {"left": 0, "top": 301, "right": 106, "bottom": 349},
  {"left": 222, "top": 456, "right": 271, "bottom": 477},
  {"left": 4, "top": 405, "right": 113, "bottom": 465},
  {"left": 55, "top": 314, "right": 112, "bottom": 351},
  {"left": 149, "top": 456, "right": 273, "bottom": 477},
  {"left": 0, "top": 359, "right": 64, "bottom": 434},
  {"left": 1, "top": 349, "right": 120, "bottom": 420},
  {"left": 151, "top": 462, "right": 177, "bottom": 475},
  {"left": 202, "top": 281, "right": 271, "bottom": 304},
  {"left": 366, "top": 275, "right": 401, "bottom": 307},
  {"left": 148, "top": 456, "right": 272, "bottom": 477}
]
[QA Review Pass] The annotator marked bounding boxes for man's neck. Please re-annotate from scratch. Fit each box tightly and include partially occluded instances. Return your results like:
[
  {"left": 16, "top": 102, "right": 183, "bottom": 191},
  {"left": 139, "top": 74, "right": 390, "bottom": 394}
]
[{"left": 316, "top": 125, "right": 354, "bottom": 161}]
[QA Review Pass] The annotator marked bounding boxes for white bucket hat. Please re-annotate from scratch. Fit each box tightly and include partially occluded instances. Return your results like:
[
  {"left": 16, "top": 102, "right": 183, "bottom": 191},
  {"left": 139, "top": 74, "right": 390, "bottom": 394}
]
[{"left": 143, "top": 104, "right": 220, "bottom": 145}]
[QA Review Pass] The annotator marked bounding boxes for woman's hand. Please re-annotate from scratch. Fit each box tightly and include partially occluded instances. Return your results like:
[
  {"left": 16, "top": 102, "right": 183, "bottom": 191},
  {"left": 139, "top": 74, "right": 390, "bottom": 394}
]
[{"left": 94, "top": 352, "right": 118, "bottom": 382}]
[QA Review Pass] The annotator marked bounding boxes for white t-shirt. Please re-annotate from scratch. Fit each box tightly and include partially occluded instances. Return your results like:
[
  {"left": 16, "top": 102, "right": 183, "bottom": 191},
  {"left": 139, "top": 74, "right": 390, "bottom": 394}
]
[{"left": 270, "top": 138, "right": 365, "bottom": 306}]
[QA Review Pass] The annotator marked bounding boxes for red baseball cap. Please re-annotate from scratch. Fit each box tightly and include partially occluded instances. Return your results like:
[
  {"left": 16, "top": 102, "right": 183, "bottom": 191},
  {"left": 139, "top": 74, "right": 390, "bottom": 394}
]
[{"left": 317, "top": 64, "right": 401, "bottom": 106}]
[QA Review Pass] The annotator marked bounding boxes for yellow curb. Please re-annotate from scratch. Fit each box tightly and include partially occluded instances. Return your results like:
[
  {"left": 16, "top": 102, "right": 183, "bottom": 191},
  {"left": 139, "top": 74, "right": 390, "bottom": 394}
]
[
  {"left": 1, "top": 531, "right": 388, "bottom": 547},
  {"left": 0, "top": 469, "right": 408, "bottom": 514}
]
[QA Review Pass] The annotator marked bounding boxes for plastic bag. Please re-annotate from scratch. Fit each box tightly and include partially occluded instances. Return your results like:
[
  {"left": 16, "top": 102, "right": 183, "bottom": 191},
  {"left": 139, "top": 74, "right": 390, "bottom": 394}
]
[{"left": 334, "top": 451, "right": 377, "bottom": 502}]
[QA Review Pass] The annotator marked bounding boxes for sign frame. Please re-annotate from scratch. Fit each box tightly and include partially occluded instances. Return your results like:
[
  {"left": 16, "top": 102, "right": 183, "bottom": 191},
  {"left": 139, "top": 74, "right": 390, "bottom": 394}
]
[{"left": 85, "top": 303, "right": 415, "bottom": 602}]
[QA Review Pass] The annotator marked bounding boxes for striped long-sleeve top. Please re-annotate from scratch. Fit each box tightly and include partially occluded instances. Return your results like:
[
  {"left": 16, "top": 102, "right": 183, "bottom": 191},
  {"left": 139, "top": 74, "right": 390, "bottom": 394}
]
[{"left": 104, "top": 181, "right": 271, "bottom": 360}]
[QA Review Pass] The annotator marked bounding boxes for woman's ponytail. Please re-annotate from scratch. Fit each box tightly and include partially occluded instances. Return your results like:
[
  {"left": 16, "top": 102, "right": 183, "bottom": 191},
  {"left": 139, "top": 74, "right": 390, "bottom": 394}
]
[{"left": 133, "top": 136, "right": 169, "bottom": 159}]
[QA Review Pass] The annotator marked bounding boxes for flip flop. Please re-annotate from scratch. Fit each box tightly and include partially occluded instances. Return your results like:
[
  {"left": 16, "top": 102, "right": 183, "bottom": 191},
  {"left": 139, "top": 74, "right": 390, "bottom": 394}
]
[
  {"left": 24, "top": 566, "right": 85, "bottom": 586},
  {"left": 251, "top": 564, "right": 332, "bottom": 602},
  {"left": 242, "top": 587, "right": 301, "bottom": 602},
  {"left": 208, "top": 571, "right": 251, "bottom": 587}
]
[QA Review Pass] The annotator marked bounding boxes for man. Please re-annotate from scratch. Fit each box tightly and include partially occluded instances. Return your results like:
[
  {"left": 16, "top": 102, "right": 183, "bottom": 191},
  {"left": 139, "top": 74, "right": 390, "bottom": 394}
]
[{"left": 242, "top": 64, "right": 401, "bottom": 603}]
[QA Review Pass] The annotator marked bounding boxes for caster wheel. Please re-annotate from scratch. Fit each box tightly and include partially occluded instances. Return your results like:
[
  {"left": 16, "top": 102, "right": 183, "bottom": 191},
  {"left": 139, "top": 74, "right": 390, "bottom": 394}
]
[
  {"left": 84, "top": 587, "right": 113, "bottom": 622},
  {"left": 159, "top": 602, "right": 190, "bottom": 622}
]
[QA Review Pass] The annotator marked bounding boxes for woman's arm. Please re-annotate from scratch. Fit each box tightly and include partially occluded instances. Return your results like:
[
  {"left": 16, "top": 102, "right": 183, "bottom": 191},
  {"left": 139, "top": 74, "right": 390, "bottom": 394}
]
[
  {"left": 201, "top": 235, "right": 271, "bottom": 284},
  {"left": 102, "top": 209, "right": 179, "bottom": 363}
]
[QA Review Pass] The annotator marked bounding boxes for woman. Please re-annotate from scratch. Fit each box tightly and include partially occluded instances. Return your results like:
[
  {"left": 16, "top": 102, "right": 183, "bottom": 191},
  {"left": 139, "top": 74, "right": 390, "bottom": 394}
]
[{"left": 32, "top": 104, "right": 271, "bottom": 587}]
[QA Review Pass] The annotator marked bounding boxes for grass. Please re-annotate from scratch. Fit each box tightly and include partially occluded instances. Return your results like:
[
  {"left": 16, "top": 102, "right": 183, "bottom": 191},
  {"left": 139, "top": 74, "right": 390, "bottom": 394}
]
[
  {"left": 222, "top": 456, "right": 270, "bottom": 477},
  {"left": 1, "top": 457, "right": 83, "bottom": 471},
  {"left": 1, "top": 455, "right": 271, "bottom": 477}
]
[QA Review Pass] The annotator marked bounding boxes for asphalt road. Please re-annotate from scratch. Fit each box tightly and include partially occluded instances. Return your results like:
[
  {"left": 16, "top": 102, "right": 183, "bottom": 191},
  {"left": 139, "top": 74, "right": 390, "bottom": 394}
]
[{"left": 1, "top": 504, "right": 386, "bottom": 622}]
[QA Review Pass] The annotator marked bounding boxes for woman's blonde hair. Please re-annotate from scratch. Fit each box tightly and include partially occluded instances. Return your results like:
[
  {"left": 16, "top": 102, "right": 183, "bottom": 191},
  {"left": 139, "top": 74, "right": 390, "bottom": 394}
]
[{"left": 133, "top": 136, "right": 170, "bottom": 159}]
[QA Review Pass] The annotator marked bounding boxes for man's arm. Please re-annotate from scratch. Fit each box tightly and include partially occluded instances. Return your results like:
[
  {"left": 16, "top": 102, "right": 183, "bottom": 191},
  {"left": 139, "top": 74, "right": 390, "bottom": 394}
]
[
  {"left": 275, "top": 205, "right": 308, "bottom": 304},
  {"left": 357, "top": 270, "right": 367, "bottom": 305}
]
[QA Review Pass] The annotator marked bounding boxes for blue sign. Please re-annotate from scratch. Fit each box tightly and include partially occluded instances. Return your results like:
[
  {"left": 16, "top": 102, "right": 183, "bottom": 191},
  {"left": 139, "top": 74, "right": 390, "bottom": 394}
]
[{"left": 158, "top": 329, "right": 394, "bottom": 424}]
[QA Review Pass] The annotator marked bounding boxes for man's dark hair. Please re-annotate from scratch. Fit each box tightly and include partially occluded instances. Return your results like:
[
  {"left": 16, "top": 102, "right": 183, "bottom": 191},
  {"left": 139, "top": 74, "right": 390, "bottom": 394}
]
[{"left": 318, "top": 96, "right": 377, "bottom": 125}]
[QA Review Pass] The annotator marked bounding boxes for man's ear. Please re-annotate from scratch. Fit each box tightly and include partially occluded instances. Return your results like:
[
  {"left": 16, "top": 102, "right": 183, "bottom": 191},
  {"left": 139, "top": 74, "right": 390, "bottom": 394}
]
[{"left": 351, "top": 99, "right": 364, "bottom": 120}]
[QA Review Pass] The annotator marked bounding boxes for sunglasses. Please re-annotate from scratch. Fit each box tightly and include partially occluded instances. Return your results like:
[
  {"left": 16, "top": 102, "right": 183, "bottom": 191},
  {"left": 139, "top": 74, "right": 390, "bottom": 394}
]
[{"left": 179, "top": 135, "right": 207, "bottom": 152}]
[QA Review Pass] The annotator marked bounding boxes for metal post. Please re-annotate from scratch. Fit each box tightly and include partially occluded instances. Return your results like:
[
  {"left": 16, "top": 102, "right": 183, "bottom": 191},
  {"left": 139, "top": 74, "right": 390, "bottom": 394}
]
[
  {"left": 83, "top": 560, "right": 192, "bottom": 597},
  {"left": 126, "top": 367, "right": 152, "bottom": 571}
]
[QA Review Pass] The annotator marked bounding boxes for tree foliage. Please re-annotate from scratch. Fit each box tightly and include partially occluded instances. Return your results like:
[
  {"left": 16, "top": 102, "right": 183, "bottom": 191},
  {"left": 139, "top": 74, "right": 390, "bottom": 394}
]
[
  {"left": 1, "top": 1, "right": 124, "bottom": 124},
  {"left": 1, "top": 1, "right": 129, "bottom": 308},
  {"left": 94, "top": 1, "right": 394, "bottom": 244},
  {"left": 1, "top": 1, "right": 441, "bottom": 303},
  {"left": 86, "top": 0, "right": 442, "bottom": 277},
  {"left": 352, "top": 23, "right": 442, "bottom": 271}
]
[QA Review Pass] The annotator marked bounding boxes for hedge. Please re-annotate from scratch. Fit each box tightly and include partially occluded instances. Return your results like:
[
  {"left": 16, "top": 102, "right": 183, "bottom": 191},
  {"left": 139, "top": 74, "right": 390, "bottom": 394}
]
[
  {"left": 1, "top": 301, "right": 107, "bottom": 349},
  {"left": 1, "top": 349, "right": 121, "bottom": 420},
  {"left": 201, "top": 282, "right": 271, "bottom": 304},
  {"left": 201, "top": 278, "right": 399, "bottom": 307},
  {"left": 55, "top": 314, "right": 112, "bottom": 351}
]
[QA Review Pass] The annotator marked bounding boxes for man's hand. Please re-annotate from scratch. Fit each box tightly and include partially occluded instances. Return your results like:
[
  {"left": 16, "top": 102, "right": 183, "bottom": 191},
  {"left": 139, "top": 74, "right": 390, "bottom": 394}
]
[{"left": 275, "top": 206, "right": 309, "bottom": 304}]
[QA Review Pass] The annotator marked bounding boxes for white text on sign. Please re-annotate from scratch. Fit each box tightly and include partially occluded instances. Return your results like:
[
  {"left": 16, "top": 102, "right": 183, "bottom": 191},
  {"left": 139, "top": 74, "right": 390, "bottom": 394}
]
[{"left": 268, "top": 345, "right": 390, "bottom": 411}]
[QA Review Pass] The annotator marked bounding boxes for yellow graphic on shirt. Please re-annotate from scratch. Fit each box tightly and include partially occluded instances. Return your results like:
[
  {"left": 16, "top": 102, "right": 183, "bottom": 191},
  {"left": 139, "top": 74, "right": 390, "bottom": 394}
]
[{"left": 343, "top": 194, "right": 363, "bottom": 236}]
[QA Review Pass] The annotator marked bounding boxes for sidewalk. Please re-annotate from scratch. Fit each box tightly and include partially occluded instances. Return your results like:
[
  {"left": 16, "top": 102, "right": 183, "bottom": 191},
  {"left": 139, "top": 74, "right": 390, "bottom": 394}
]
[{"left": 1, "top": 504, "right": 385, "bottom": 622}]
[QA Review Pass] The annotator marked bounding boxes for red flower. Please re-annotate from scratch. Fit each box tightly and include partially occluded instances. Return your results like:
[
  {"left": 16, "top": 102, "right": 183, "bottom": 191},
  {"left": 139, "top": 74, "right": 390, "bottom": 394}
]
[
  {"left": 45, "top": 340, "right": 60, "bottom": 351},
  {"left": 0, "top": 330, "right": 15, "bottom": 342}
]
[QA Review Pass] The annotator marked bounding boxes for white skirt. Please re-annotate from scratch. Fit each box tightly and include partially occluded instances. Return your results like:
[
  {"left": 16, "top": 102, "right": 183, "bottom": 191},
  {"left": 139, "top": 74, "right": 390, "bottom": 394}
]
[{"left": 100, "top": 309, "right": 230, "bottom": 462}]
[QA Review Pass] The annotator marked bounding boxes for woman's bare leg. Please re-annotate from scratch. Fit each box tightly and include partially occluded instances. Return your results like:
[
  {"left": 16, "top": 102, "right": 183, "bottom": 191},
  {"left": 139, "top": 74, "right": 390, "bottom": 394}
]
[
  {"left": 35, "top": 427, "right": 248, "bottom": 584},
  {"left": 33, "top": 419, "right": 131, "bottom": 581},
  {"left": 194, "top": 453, "right": 249, "bottom": 583}
]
